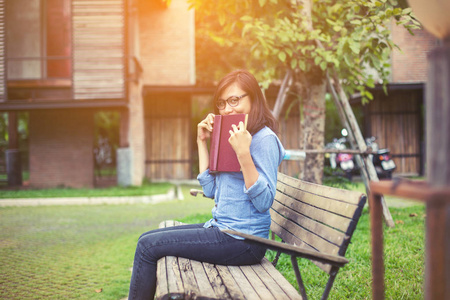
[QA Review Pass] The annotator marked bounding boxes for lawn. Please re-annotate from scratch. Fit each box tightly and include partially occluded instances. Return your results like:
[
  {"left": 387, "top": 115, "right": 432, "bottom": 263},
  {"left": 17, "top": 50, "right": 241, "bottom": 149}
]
[
  {"left": 0, "top": 181, "right": 173, "bottom": 199},
  {"left": 0, "top": 185, "right": 213, "bottom": 300},
  {"left": 0, "top": 183, "right": 425, "bottom": 299}
]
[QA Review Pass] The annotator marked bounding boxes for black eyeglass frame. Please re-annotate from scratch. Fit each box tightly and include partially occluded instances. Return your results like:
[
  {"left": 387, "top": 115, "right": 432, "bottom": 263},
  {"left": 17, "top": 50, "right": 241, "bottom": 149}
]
[{"left": 215, "top": 94, "right": 248, "bottom": 110}]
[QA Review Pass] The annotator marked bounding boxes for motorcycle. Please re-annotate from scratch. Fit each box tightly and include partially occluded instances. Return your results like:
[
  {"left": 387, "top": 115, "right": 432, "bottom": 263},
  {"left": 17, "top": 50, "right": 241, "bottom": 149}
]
[
  {"left": 325, "top": 137, "right": 355, "bottom": 180},
  {"left": 365, "top": 137, "right": 396, "bottom": 179}
]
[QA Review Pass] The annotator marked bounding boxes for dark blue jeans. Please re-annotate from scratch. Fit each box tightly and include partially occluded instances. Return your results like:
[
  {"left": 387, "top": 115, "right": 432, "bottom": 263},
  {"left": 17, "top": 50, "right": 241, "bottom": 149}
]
[{"left": 128, "top": 223, "right": 266, "bottom": 300}]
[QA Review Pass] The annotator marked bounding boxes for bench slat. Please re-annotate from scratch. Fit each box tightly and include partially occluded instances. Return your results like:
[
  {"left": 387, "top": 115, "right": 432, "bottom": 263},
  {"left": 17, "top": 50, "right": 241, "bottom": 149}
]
[
  {"left": 202, "top": 262, "right": 231, "bottom": 299},
  {"left": 216, "top": 265, "right": 247, "bottom": 299},
  {"left": 178, "top": 258, "right": 202, "bottom": 298},
  {"left": 277, "top": 181, "right": 360, "bottom": 219},
  {"left": 271, "top": 208, "right": 341, "bottom": 255},
  {"left": 251, "top": 262, "right": 296, "bottom": 299},
  {"left": 260, "top": 258, "right": 302, "bottom": 300},
  {"left": 239, "top": 264, "right": 277, "bottom": 300},
  {"left": 190, "top": 260, "right": 217, "bottom": 298},
  {"left": 274, "top": 191, "right": 358, "bottom": 232},
  {"left": 277, "top": 172, "right": 364, "bottom": 205},
  {"left": 226, "top": 265, "right": 261, "bottom": 299},
  {"left": 271, "top": 200, "right": 347, "bottom": 246},
  {"left": 166, "top": 256, "right": 184, "bottom": 298},
  {"left": 156, "top": 257, "right": 168, "bottom": 298},
  {"left": 271, "top": 221, "right": 333, "bottom": 274}
]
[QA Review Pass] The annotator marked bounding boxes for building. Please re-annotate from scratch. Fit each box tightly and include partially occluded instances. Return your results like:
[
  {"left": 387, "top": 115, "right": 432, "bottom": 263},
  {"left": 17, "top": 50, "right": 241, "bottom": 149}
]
[
  {"left": 0, "top": 0, "right": 195, "bottom": 187},
  {"left": 353, "top": 23, "right": 437, "bottom": 176}
]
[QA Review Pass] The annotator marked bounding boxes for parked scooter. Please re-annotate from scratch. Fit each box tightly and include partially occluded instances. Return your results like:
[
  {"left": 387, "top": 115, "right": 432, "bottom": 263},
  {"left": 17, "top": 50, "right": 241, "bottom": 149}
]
[
  {"left": 365, "top": 137, "right": 396, "bottom": 179},
  {"left": 325, "top": 135, "right": 355, "bottom": 180}
]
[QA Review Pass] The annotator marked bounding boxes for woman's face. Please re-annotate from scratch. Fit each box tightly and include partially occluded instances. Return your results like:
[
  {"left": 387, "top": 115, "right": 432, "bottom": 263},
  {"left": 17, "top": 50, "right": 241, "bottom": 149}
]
[{"left": 218, "top": 83, "right": 252, "bottom": 116}]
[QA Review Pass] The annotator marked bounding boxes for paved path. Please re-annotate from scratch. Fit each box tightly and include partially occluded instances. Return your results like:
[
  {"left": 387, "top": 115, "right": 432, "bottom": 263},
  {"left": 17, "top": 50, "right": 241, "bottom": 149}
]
[{"left": 0, "top": 184, "right": 190, "bottom": 207}]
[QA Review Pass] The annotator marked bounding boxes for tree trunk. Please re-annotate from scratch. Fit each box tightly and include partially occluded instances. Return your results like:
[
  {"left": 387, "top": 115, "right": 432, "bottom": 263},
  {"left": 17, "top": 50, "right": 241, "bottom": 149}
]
[
  {"left": 295, "top": 74, "right": 327, "bottom": 184},
  {"left": 294, "top": 0, "right": 327, "bottom": 184}
]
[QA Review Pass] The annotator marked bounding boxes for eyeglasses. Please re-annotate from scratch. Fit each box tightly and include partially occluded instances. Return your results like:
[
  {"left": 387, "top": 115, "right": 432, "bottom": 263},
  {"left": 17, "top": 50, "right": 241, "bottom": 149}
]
[{"left": 216, "top": 94, "right": 247, "bottom": 110}]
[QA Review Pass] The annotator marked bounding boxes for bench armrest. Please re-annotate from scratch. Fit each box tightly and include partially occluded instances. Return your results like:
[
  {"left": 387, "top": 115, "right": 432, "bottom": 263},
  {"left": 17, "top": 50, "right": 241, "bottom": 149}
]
[{"left": 221, "top": 229, "right": 349, "bottom": 267}]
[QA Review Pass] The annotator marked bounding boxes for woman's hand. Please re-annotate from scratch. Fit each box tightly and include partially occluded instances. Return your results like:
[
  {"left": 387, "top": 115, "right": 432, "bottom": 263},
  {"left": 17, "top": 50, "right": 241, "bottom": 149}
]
[
  {"left": 229, "top": 121, "right": 257, "bottom": 189},
  {"left": 228, "top": 121, "right": 252, "bottom": 157},
  {"left": 197, "top": 113, "right": 215, "bottom": 142}
]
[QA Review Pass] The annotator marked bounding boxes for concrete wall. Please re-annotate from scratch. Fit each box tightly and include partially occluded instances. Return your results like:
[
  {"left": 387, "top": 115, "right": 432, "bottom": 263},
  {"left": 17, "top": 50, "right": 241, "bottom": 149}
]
[
  {"left": 138, "top": 0, "right": 195, "bottom": 85},
  {"left": 28, "top": 109, "right": 94, "bottom": 188}
]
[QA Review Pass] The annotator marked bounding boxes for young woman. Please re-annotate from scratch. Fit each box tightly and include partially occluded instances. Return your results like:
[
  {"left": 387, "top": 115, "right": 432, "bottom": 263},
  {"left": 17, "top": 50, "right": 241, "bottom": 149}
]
[{"left": 128, "top": 70, "right": 285, "bottom": 300}]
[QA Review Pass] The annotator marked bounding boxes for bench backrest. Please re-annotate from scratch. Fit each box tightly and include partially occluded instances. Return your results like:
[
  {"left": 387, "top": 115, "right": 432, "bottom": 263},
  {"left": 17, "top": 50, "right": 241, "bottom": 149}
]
[{"left": 271, "top": 172, "right": 367, "bottom": 274}]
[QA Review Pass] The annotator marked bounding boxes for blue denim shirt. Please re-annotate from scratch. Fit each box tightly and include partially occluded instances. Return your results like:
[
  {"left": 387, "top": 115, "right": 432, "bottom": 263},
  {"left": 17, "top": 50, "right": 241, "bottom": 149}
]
[{"left": 197, "top": 126, "right": 285, "bottom": 239}]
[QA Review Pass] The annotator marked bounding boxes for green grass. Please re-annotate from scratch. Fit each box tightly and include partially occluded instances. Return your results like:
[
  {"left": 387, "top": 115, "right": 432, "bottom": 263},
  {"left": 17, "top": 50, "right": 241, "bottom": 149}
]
[
  {"left": 0, "top": 186, "right": 213, "bottom": 300},
  {"left": 0, "top": 181, "right": 172, "bottom": 199},
  {"left": 0, "top": 182, "right": 425, "bottom": 299}
]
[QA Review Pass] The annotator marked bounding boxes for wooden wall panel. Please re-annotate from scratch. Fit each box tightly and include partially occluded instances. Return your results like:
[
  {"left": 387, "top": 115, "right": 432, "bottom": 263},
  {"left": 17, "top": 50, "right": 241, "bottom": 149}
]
[
  {"left": 72, "top": 0, "right": 125, "bottom": 100},
  {"left": 278, "top": 115, "right": 302, "bottom": 177},
  {"left": 368, "top": 89, "right": 423, "bottom": 176},
  {"left": 144, "top": 95, "right": 192, "bottom": 180}
]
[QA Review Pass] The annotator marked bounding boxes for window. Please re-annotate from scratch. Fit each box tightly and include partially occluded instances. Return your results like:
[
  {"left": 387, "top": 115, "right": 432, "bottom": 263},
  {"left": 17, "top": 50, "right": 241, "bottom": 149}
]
[{"left": 6, "top": 0, "right": 71, "bottom": 80}]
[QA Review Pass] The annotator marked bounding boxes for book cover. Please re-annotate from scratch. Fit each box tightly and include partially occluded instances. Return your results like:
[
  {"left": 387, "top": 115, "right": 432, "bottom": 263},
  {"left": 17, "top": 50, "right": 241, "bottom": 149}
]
[{"left": 209, "top": 114, "right": 248, "bottom": 172}]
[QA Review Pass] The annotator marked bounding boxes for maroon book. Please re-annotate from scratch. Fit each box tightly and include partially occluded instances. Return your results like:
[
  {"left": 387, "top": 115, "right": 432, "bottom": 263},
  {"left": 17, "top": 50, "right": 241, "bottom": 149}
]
[{"left": 209, "top": 114, "right": 248, "bottom": 173}]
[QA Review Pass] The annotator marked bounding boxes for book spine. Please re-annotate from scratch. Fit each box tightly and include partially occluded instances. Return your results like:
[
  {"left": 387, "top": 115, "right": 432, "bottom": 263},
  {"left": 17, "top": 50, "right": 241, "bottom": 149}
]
[{"left": 209, "top": 115, "right": 222, "bottom": 172}]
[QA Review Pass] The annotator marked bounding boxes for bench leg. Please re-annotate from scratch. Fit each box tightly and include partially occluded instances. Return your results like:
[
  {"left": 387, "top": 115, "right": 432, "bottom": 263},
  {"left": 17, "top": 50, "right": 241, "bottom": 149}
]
[
  {"left": 321, "top": 272, "right": 337, "bottom": 300},
  {"left": 291, "top": 255, "right": 308, "bottom": 300},
  {"left": 272, "top": 250, "right": 282, "bottom": 267},
  {"left": 272, "top": 239, "right": 286, "bottom": 267}
]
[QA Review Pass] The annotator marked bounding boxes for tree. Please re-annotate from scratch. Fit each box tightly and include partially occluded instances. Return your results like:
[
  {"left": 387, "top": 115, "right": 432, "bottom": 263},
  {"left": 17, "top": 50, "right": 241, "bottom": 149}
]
[{"left": 188, "top": 0, "right": 419, "bottom": 183}]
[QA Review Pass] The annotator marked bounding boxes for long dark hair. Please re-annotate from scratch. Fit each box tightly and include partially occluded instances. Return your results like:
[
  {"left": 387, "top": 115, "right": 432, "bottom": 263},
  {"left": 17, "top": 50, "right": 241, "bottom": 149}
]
[{"left": 213, "top": 70, "right": 278, "bottom": 135}]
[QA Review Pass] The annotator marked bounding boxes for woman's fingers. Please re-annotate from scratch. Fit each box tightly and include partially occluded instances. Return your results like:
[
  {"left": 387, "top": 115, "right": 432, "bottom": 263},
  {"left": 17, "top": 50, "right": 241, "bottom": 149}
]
[
  {"left": 199, "top": 113, "right": 215, "bottom": 132},
  {"left": 230, "top": 121, "right": 245, "bottom": 134}
]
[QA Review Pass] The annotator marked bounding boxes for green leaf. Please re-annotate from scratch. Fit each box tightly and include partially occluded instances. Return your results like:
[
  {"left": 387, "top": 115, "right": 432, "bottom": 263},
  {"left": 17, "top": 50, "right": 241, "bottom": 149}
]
[
  {"left": 285, "top": 48, "right": 293, "bottom": 57},
  {"left": 371, "top": 55, "right": 381, "bottom": 69},
  {"left": 299, "top": 60, "right": 306, "bottom": 71},
  {"left": 291, "top": 58, "right": 297, "bottom": 69},
  {"left": 393, "top": 8, "right": 403, "bottom": 16},
  {"left": 314, "top": 56, "right": 322, "bottom": 65},
  {"left": 320, "top": 61, "right": 327, "bottom": 71},
  {"left": 343, "top": 54, "right": 352, "bottom": 66},
  {"left": 278, "top": 51, "right": 286, "bottom": 62},
  {"left": 402, "top": 7, "right": 413, "bottom": 14},
  {"left": 365, "top": 90, "right": 374, "bottom": 100},
  {"left": 240, "top": 15, "right": 253, "bottom": 22},
  {"left": 366, "top": 78, "right": 375, "bottom": 88},
  {"left": 349, "top": 40, "right": 360, "bottom": 54},
  {"left": 350, "top": 19, "right": 362, "bottom": 25},
  {"left": 242, "top": 23, "right": 252, "bottom": 37}
]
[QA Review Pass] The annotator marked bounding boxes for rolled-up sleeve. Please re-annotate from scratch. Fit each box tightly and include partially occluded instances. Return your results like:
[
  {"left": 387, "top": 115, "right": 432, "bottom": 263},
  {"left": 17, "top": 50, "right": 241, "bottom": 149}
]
[{"left": 197, "top": 169, "right": 216, "bottom": 199}]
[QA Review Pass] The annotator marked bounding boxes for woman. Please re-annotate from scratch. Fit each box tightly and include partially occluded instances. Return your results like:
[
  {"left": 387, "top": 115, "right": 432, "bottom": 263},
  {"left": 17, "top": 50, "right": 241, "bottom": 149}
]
[{"left": 128, "top": 70, "right": 285, "bottom": 299}]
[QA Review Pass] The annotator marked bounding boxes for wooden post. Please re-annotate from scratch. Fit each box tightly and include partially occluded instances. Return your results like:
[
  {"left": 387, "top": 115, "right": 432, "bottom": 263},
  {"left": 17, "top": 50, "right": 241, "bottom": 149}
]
[
  {"left": 272, "top": 70, "right": 293, "bottom": 120},
  {"left": 370, "top": 192, "right": 385, "bottom": 300},
  {"left": 369, "top": 180, "right": 450, "bottom": 300},
  {"left": 425, "top": 39, "right": 450, "bottom": 300},
  {"left": 327, "top": 73, "right": 395, "bottom": 227},
  {"left": 425, "top": 198, "right": 448, "bottom": 300}
]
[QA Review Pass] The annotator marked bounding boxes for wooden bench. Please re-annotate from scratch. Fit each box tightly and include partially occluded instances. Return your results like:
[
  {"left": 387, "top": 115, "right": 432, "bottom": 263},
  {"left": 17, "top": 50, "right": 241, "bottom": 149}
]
[{"left": 156, "top": 172, "right": 367, "bottom": 300}]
